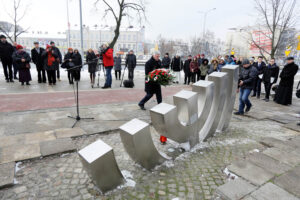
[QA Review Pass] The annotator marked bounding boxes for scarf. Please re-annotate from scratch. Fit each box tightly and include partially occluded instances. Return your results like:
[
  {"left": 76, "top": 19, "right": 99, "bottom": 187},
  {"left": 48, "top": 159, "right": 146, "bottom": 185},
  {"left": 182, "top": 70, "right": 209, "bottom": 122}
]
[{"left": 47, "top": 51, "right": 55, "bottom": 66}]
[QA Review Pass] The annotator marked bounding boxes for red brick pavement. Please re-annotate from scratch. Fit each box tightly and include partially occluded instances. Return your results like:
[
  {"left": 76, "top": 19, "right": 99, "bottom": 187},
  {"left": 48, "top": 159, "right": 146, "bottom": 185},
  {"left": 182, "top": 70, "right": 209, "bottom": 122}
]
[{"left": 0, "top": 86, "right": 189, "bottom": 113}]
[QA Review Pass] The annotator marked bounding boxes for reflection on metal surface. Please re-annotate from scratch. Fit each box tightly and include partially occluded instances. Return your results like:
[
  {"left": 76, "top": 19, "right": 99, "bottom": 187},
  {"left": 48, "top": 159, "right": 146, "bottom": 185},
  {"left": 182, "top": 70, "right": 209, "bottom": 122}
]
[
  {"left": 199, "top": 72, "right": 228, "bottom": 141},
  {"left": 218, "top": 65, "right": 239, "bottom": 132},
  {"left": 150, "top": 90, "right": 199, "bottom": 146},
  {"left": 78, "top": 140, "right": 124, "bottom": 193},
  {"left": 119, "top": 119, "right": 167, "bottom": 170}
]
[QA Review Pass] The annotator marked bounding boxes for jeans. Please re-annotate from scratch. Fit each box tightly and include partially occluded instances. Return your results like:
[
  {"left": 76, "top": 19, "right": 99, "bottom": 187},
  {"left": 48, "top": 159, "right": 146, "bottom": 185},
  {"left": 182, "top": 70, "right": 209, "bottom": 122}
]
[
  {"left": 115, "top": 70, "right": 121, "bottom": 80},
  {"left": 104, "top": 66, "right": 113, "bottom": 87},
  {"left": 239, "top": 88, "right": 252, "bottom": 113},
  {"left": 2, "top": 61, "right": 13, "bottom": 80},
  {"left": 264, "top": 82, "right": 273, "bottom": 99},
  {"left": 253, "top": 78, "right": 262, "bottom": 97},
  {"left": 128, "top": 68, "right": 134, "bottom": 80},
  {"left": 139, "top": 91, "right": 162, "bottom": 106}
]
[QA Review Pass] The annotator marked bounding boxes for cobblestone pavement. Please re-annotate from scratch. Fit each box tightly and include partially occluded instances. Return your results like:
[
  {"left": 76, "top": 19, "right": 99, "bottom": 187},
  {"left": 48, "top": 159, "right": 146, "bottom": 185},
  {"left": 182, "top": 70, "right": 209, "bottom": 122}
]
[{"left": 0, "top": 114, "right": 298, "bottom": 200}]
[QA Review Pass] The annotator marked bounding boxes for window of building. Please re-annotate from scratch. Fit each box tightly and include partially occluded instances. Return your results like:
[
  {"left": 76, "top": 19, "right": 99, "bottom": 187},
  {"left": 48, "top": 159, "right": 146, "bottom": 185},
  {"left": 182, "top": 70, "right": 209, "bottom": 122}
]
[
  {"left": 128, "top": 44, "right": 131, "bottom": 50},
  {"left": 128, "top": 35, "right": 131, "bottom": 41}
]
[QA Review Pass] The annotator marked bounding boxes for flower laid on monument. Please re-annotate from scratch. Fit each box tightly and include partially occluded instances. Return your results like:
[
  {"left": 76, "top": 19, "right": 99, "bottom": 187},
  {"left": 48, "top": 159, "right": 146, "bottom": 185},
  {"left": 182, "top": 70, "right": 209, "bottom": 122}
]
[{"left": 146, "top": 69, "right": 175, "bottom": 86}]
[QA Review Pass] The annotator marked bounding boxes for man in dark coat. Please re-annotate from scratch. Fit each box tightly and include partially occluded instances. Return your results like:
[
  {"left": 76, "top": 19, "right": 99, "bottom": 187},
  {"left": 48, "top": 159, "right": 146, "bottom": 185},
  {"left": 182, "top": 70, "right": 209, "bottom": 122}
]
[
  {"left": 252, "top": 56, "right": 266, "bottom": 98},
  {"left": 162, "top": 53, "right": 171, "bottom": 69},
  {"left": 138, "top": 51, "right": 162, "bottom": 110},
  {"left": 12, "top": 45, "right": 31, "bottom": 85},
  {"left": 183, "top": 55, "right": 192, "bottom": 85},
  {"left": 42, "top": 45, "right": 59, "bottom": 85},
  {"left": 0, "top": 35, "right": 15, "bottom": 82},
  {"left": 31, "top": 42, "right": 46, "bottom": 83},
  {"left": 63, "top": 48, "right": 76, "bottom": 84},
  {"left": 171, "top": 55, "right": 182, "bottom": 83},
  {"left": 234, "top": 59, "right": 257, "bottom": 115},
  {"left": 262, "top": 58, "right": 279, "bottom": 102},
  {"left": 50, "top": 41, "right": 62, "bottom": 81},
  {"left": 114, "top": 53, "right": 122, "bottom": 80},
  {"left": 274, "top": 57, "right": 299, "bottom": 105},
  {"left": 125, "top": 50, "right": 136, "bottom": 80}
]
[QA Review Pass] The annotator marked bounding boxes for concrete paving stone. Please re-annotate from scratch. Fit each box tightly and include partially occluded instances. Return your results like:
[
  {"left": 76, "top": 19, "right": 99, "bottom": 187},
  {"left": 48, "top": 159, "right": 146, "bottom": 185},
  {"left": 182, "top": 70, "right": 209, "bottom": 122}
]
[
  {"left": 263, "top": 148, "right": 300, "bottom": 166},
  {"left": 0, "top": 144, "right": 41, "bottom": 164},
  {"left": 0, "top": 162, "right": 15, "bottom": 188},
  {"left": 215, "top": 179, "right": 256, "bottom": 200},
  {"left": 54, "top": 127, "right": 86, "bottom": 139},
  {"left": 250, "top": 182, "right": 298, "bottom": 200},
  {"left": 274, "top": 166, "right": 300, "bottom": 197},
  {"left": 246, "top": 152, "right": 292, "bottom": 175},
  {"left": 242, "top": 195, "right": 256, "bottom": 200},
  {"left": 0, "top": 134, "right": 25, "bottom": 148},
  {"left": 267, "top": 114, "right": 298, "bottom": 124},
  {"left": 259, "top": 137, "right": 297, "bottom": 152},
  {"left": 228, "top": 160, "right": 275, "bottom": 186},
  {"left": 283, "top": 123, "right": 300, "bottom": 132},
  {"left": 287, "top": 136, "right": 300, "bottom": 148},
  {"left": 24, "top": 131, "right": 56, "bottom": 144},
  {"left": 40, "top": 138, "right": 76, "bottom": 156}
]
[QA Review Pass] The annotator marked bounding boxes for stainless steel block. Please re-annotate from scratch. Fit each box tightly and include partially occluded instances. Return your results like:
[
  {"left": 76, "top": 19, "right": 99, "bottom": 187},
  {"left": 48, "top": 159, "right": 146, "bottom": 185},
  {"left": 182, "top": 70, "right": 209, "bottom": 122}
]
[
  {"left": 218, "top": 65, "right": 239, "bottom": 132},
  {"left": 200, "top": 72, "right": 228, "bottom": 141},
  {"left": 150, "top": 90, "right": 199, "bottom": 145},
  {"left": 119, "top": 118, "right": 167, "bottom": 170},
  {"left": 78, "top": 140, "right": 124, "bottom": 193}
]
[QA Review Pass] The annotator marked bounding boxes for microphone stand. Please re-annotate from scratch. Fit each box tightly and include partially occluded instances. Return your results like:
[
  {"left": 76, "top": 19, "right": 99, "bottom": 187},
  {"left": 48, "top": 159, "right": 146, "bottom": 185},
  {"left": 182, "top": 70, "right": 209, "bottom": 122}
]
[
  {"left": 66, "top": 63, "right": 94, "bottom": 128},
  {"left": 120, "top": 65, "right": 127, "bottom": 87}
]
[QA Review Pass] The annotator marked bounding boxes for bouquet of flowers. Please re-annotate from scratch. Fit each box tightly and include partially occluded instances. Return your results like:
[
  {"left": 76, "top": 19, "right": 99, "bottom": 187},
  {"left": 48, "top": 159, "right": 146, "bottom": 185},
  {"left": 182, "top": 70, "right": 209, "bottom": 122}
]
[{"left": 146, "top": 69, "right": 175, "bottom": 86}]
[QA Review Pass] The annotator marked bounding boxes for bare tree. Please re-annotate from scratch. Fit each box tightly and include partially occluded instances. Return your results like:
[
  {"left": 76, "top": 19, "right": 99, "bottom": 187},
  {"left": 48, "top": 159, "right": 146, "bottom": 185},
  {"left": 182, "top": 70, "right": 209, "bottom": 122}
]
[
  {"left": 94, "top": 0, "right": 146, "bottom": 48},
  {"left": 157, "top": 36, "right": 176, "bottom": 56},
  {"left": 250, "top": 0, "right": 298, "bottom": 59},
  {"left": 0, "top": 0, "right": 30, "bottom": 42}
]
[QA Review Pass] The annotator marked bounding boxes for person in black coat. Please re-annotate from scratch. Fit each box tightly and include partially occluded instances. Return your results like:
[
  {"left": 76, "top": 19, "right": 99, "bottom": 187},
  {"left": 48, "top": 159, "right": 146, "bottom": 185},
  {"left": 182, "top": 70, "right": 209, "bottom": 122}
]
[
  {"left": 72, "top": 49, "right": 82, "bottom": 82},
  {"left": 0, "top": 35, "right": 15, "bottom": 82},
  {"left": 125, "top": 50, "right": 137, "bottom": 80},
  {"left": 183, "top": 55, "right": 192, "bottom": 85},
  {"left": 114, "top": 53, "right": 122, "bottom": 80},
  {"left": 162, "top": 53, "right": 171, "bottom": 69},
  {"left": 50, "top": 41, "right": 62, "bottom": 81},
  {"left": 86, "top": 49, "right": 98, "bottom": 87},
  {"left": 63, "top": 48, "right": 76, "bottom": 84},
  {"left": 31, "top": 42, "right": 46, "bottom": 83},
  {"left": 42, "top": 45, "right": 59, "bottom": 85},
  {"left": 234, "top": 59, "right": 258, "bottom": 115},
  {"left": 274, "top": 57, "right": 299, "bottom": 105},
  {"left": 262, "top": 58, "right": 279, "bottom": 102},
  {"left": 171, "top": 55, "right": 182, "bottom": 83},
  {"left": 138, "top": 52, "right": 162, "bottom": 110},
  {"left": 12, "top": 45, "right": 32, "bottom": 85},
  {"left": 252, "top": 56, "right": 266, "bottom": 98}
]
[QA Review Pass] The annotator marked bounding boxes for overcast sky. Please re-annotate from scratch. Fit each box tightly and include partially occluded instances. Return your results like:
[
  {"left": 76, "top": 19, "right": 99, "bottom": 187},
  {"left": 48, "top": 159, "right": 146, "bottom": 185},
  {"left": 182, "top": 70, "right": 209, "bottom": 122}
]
[{"left": 0, "top": 0, "right": 260, "bottom": 41}]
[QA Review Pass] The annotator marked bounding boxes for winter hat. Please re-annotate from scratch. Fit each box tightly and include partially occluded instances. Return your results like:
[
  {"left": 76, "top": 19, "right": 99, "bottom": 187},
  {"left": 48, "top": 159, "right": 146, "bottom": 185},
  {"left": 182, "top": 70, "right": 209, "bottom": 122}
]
[
  {"left": 242, "top": 59, "right": 250, "bottom": 65},
  {"left": 16, "top": 45, "right": 23, "bottom": 50},
  {"left": 50, "top": 41, "right": 55, "bottom": 45},
  {"left": 46, "top": 44, "right": 51, "bottom": 49},
  {"left": 33, "top": 41, "right": 39, "bottom": 44},
  {"left": 286, "top": 57, "right": 294, "bottom": 60},
  {"left": 0, "top": 35, "right": 6, "bottom": 39},
  {"left": 201, "top": 54, "right": 205, "bottom": 57},
  {"left": 68, "top": 48, "right": 73, "bottom": 51}
]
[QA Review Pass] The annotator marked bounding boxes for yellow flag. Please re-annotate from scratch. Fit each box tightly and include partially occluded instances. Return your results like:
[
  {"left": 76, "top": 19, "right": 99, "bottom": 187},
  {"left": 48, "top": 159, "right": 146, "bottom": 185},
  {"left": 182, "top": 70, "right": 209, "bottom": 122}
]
[
  {"left": 154, "top": 44, "right": 159, "bottom": 51},
  {"left": 285, "top": 45, "right": 291, "bottom": 57},
  {"left": 297, "top": 35, "right": 300, "bottom": 51},
  {"left": 230, "top": 48, "right": 235, "bottom": 55}
]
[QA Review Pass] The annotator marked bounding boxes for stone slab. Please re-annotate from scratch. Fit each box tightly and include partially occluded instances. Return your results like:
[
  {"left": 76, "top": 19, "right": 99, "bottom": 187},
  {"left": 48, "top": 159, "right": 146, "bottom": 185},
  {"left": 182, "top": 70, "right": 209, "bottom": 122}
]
[
  {"left": 40, "top": 138, "right": 76, "bottom": 156},
  {"left": 0, "top": 144, "right": 41, "bottom": 164},
  {"left": 259, "top": 137, "right": 296, "bottom": 152},
  {"left": 228, "top": 160, "right": 274, "bottom": 186},
  {"left": 287, "top": 136, "right": 300, "bottom": 148},
  {"left": 263, "top": 148, "right": 300, "bottom": 166},
  {"left": 246, "top": 152, "right": 292, "bottom": 175},
  {"left": 215, "top": 179, "right": 256, "bottom": 200},
  {"left": 0, "top": 162, "right": 15, "bottom": 188},
  {"left": 24, "top": 131, "right": 56, "bottom": 144},
  {"left": 54, "top": 127, "right": 86, "bottom": 139},
  {"left": 283, "top": 123, "right": 300, "bottom": 132},
  {"left": 274, "top": 166, "right": 300, "bottom": 197},
  {"left": 0, "top": 134, "right": 25, "bottom": 148},
  {"left": 250, "top": 182, "right": 298, "bottom": 200}
]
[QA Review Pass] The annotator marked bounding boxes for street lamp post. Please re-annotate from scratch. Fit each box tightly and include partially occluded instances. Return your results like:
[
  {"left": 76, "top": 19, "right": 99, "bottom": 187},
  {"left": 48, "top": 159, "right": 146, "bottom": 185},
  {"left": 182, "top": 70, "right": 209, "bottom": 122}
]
[{"left": 79, "top": 0, "right": 84, "bottom": 56}]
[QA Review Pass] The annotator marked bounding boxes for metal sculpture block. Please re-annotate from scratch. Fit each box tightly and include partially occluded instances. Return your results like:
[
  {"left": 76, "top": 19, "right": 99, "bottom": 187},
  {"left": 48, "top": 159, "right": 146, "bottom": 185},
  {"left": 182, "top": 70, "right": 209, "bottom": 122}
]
[
  {"left": 199, "top": 72, "right": 228, "bottom": 141},
  {"left": 218, "top": 65, "right": 239, "bottom": 132},
  {"left": 150, "top": 90, "right": 199, "bottom": 146},
  {"left": 119, "top": 119, "right": 167, "bottom": 170},
  {"left": 78, "top": 140, "right": 124, "bottom": 193}
]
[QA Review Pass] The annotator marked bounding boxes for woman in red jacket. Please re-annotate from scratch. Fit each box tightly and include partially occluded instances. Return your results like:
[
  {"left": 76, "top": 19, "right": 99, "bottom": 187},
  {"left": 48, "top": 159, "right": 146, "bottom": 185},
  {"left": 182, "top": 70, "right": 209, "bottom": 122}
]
[
  {"left": 190, "top": 57, "right": 199, "bottom": 83},
  {"left": 101, "top": 43, "right": 114, "bottom": 89}
]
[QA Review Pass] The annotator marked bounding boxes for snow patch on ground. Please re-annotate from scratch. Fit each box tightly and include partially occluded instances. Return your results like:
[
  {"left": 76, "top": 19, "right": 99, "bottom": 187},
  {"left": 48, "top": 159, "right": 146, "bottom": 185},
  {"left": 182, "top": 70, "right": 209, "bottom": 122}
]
[
  {"left": 223, "top": 168, "right": 238, "bottom": 180},
  {"left": 249, "top": 149, "right": 260, "bottom": 153},
  {"left": 118, "top": 170, "right": 136, "bottom": 188},
  {"left": 15, "top": 162, "right": 24, "bottom": 173}
]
